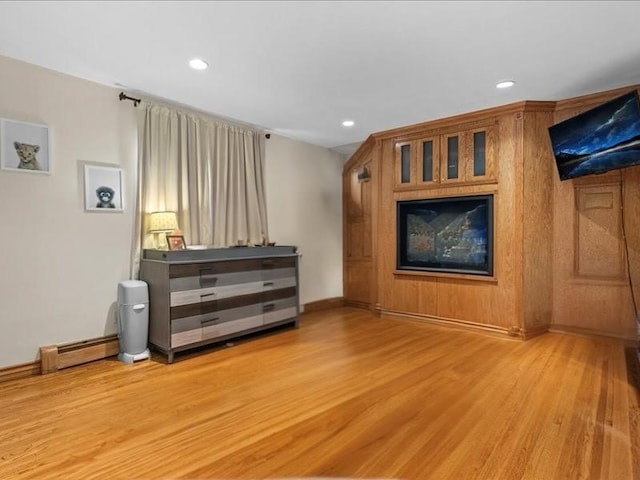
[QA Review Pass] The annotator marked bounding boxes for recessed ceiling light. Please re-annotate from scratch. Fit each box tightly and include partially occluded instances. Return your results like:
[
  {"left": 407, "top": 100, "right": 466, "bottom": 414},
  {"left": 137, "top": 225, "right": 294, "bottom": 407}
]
[
  {"left": 342, "top": 120, "right": 355, "bottom": 127},
  {"left": 496, "top": 80, "right": 515, "bottom": 89},
  {"left": 189, "top": 58, "right": 208, "bottom": 70}
]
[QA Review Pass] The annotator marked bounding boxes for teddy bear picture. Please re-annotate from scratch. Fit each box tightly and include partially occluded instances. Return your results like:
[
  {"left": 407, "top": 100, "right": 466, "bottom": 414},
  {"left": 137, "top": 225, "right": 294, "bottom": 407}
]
[
  {"left": 0, "top": 118, "right": 50, "bottom": 174},
  {"left": 95, "top": 186, "right": 116, "bottom": 208},
  {"left": 84, "top": 164, "right": 124, "bottom": 212}
]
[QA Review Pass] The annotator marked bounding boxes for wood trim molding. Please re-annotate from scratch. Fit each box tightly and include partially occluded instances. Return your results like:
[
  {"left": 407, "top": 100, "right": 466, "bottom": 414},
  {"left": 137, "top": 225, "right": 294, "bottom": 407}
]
[
  {"left": 0, "top": 361, "right": 41, "bottom": 383},
  {"left": 373, "top": 100, "right": 556, "bottom": 141},
  {"left": 344, "top": 299, "right": 371, "bottom": 310},
  {"left": 344, "top": 135, "right": 376, "bottom": 170},
  {"left": 549, "top": 324, "right": 637, "bottom": 344},
  {"left": 554, "top": 85, "right": 640, "bottom": 116},
  {"left": 380, "top": 309, "right": 514, "bottom": 339},
  {"left": 521, "top": 325, "right": 550, "bottom": 340},
  {"left": 303, "top": 297, "right": 345, "bottom": 314}
]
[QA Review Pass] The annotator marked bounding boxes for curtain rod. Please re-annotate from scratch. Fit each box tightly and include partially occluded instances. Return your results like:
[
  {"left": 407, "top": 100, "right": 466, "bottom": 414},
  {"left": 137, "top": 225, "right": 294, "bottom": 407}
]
[
  {"left": 119, "top": 92, "right": 270, "bottom": 138},
  {"left": 119, "top": 92, "right": 141, "bottom": 107}
]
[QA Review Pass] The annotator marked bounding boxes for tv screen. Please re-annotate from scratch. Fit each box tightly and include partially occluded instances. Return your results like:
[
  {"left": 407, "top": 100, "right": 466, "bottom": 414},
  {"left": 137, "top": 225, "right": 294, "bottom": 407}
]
[
  {"left": 549, "top": 90, "right": 640, "bottom": 181},
  {"left": 397, "top": 195, "right": 493, "bottom": 276}
]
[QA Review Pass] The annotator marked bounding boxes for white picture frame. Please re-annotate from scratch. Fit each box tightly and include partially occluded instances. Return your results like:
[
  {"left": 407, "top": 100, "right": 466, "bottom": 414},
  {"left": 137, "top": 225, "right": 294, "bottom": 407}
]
[
  {"left": 0, "top": 118, "right": 51, "bottom": 174},
  {"left": 84, "top": 165, "right": 124, "bottom": 212}
]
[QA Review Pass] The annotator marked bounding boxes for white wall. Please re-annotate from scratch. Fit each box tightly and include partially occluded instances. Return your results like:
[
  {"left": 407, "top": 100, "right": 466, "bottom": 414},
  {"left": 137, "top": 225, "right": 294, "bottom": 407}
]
[
  {"left": 265, "top": 134, "right": 345, "bottom": 307},
  {"left": 0, "top": 56, "right": 347, "bottom": 368},
  {"left": 0, "top": 56, "right": 137, "bottom": 368}
]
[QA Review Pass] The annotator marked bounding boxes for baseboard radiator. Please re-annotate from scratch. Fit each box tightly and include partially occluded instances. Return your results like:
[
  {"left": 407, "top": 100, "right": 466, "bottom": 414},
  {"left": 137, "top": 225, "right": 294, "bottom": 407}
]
[{"left": 40, "top": 335, "right": 120, "bottom": 375}]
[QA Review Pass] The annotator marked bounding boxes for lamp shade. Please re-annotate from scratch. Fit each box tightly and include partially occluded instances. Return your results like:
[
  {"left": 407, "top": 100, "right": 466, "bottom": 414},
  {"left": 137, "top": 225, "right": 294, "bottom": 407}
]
[{"left": 148, "top": 211, "right": 178, "bottom": 232}]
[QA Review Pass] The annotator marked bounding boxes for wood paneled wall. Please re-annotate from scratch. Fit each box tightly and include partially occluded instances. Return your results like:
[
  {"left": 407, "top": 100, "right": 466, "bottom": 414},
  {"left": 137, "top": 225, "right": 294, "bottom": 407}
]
[
  {"left": 343, "top": 137, "right": 377, "bottom": 309},
  {"left": 551, "top": 86, "right": 640, "bottom": 340},
  {"left": 344, "top": 85, "right": 640, "bottom": 341}
]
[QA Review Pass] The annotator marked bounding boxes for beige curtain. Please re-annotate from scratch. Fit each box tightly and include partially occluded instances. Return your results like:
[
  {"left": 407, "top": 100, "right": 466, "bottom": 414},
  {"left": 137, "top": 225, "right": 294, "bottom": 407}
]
[{"left": 131, "top": 102, "right": 269, "bottom": 277}]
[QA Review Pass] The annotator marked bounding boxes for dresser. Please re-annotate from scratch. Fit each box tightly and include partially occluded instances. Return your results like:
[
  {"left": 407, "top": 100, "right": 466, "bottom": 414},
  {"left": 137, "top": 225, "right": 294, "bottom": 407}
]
[{"left": 140, "top": 246, "right": 299, "bottom": 363}]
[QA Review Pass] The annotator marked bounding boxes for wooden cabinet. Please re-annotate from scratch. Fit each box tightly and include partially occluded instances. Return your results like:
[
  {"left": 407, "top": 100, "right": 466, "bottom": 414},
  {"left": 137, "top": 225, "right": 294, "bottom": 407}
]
[
  {"left": 140, "top": 246, "right": 299, "bottom": 362},
  {"left": 346, "top": 86, "right": 640, "bottom": 341},
  {"left": 394, "top": 124, "right": 495, "bottom": 189},
  {"left": 345, "top": 101, "right": 560, "bottom": 338}
]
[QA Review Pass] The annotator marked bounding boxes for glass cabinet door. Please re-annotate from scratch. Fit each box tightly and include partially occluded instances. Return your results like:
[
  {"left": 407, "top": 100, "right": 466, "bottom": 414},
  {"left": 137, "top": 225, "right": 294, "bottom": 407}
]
[
  {"left": 395, "top": 141, "right": 416, "bottom": 188},
  {"left": 417, "top": 137, "right": 439, "bottom": 186},
  {"left": 467, "top": 125, "right": 495, "bottom": 182}
]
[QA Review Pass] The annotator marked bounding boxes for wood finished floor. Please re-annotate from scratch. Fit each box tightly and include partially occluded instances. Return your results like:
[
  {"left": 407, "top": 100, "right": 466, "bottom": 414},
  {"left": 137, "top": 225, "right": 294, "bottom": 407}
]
[{"left": 1, "top": 307, "right": 638, "bottom": 480}]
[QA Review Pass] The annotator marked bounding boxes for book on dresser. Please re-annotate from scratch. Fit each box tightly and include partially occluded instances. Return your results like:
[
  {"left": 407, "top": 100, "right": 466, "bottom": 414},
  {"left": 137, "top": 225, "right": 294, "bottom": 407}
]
[{"left": 140, "top": 245, "right": 300, "bottom": 363}]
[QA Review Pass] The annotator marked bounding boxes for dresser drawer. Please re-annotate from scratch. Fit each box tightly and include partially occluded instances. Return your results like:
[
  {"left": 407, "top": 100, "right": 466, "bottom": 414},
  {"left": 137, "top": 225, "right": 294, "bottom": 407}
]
[
  {"left": 170, "top": 280, "right": 265, "bottom": 307},
  {"left": 170, "top": 269, "right": 263, "bottom": 292},
  {"left": 169, "top": 259, "right": 262, "bottom": 279},
  {"left": 260, "top": 257, "right": 296, "bottom": 270},
  {"left": 171, "top": 303, "right": 265, "bottom": 346},
  {"left": 171, "top": 314, "right": 203, "bottom": 347},
  {"left": 202, "top": 314, "right": 264, "bottom": 340},
  {"left": 263, "top": 296, "right": 298, "bottom": 325},
  {"left": 262, "top": 275, "right": 297, "bottom": 292}
]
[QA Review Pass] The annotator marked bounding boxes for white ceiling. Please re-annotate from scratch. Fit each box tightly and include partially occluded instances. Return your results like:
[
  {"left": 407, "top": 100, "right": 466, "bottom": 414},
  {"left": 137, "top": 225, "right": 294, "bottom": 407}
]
[{"left": 1, "top": 1, "right": 639, "bottom": 156}]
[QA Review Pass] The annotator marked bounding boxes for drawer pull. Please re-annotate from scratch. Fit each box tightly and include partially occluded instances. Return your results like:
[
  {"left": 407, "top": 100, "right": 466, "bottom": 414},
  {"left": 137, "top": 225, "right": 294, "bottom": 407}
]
[
  {"left": 263, "top": 281, "right": 274, "bottom": 287},
  {"left": 201, "top": 317, "right": 219, "bottom": 325},
  {"left": 262, "top": 260, "right": 275, "bottom": 268},
  {"left": 200, "top": 293, "right": 216, "bottom": 299},
  {"left": 263, "top": 303, "right": 275, "bottom": 312}
]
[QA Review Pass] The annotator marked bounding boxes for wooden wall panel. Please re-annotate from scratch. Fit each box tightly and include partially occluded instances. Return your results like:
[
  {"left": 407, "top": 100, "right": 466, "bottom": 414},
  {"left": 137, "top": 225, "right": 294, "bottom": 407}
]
[
  {"left": 521, "top": 111, "right": 555, "bottom": 333},
  {"left": 435, "top": 279, "right": 508, "bottom": 326},
  {"left": 346, "top": 220, "right": 364, "bottom": 259},
  {"left": 622, "top": 167, "right": 640, "bottom": 340},
  {"left": 551, "top": 87, "right": 640, "bottom": 340},
  {"left": 492, "top": 113, "right": 522, "bottom": 329},
  {"left": 343, "top": 141, "right": 375, "bottom": 308},
  {"left": 345, "top": 262, "right": 372, "bottom": 306},
  {"left": 574, "top": 183, "right": 625, "bottom": 279}
]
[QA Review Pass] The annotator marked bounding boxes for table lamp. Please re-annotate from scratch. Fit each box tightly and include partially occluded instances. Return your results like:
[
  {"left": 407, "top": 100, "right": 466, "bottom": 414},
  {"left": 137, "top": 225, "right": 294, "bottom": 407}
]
[{"left": 148, "top": 211, "right": 178, "bottom": 249}]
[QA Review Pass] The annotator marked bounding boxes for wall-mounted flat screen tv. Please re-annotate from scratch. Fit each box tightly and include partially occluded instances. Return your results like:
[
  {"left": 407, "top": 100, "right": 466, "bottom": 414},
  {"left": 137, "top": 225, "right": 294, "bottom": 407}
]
[
  {"left": 549, "top": 90, "right": 640, "bottom": 181},
  {"left": 397, "top": 195, "right": 493, "bottom": 276}
]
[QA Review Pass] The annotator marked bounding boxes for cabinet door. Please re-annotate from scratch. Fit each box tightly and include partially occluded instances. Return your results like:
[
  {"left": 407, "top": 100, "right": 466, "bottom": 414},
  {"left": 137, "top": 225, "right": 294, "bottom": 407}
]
[
  {"left": 395, "top": 141, "right": 416, "bottom": 188},
  {"left": 440, "top": 126, "right": 495, "bottom": 184},
  {"left": 417, "top": 137, "right": 440, "bottom": 186},
  {"left": 465, "top": 125, "right": 495, "bottom": 182},
  {"left": 440, "top": 133, "right": 463, "bottom": 184},
  {"left": 395, "top": 138, "right": 439, "bottom": 189}
]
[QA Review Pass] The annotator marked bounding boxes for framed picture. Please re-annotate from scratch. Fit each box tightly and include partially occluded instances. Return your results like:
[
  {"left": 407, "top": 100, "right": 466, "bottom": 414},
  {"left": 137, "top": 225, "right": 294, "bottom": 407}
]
[
  {"left": 84, "top": 165, "right": 124, "bottom": 212},
  {"left": 167, "top": 235, "right": 186, "bottom": 251},
  {"left": 0, "top": 118, "right": 51, "bottom": 174}
]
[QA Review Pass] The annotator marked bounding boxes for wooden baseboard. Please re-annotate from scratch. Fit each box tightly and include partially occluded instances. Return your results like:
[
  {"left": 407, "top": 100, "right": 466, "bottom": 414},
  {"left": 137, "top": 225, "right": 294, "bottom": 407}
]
[
  {"left": 549, "top": 324, "right": 637, "bottom": 344},
  {"left": 380, "top": 309, "right": 513, "bottom": 339},
  {"left": 40, "top": 335, "right": 120, "bottom": 375},
  {"left": 0, "top": 361, "right": 41, "bottom": 383},
  {"left": 343, "top": 299, "right": 371, "bottom": 310},
  {"left": 303, "top": 297, "right": 345, "bottom": 314},
  {"left": 521, "top": 325, "right": 550, "bottom": 340}
]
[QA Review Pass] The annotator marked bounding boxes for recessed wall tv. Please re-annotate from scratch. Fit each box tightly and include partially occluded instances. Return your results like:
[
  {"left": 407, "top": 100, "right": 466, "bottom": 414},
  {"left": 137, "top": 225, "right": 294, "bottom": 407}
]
[
  {"left": 549, "top": 90, "right": 640, "bottom": 181},
  {"left": 397, "top": 195, "right": 493, "bottom": 276}
]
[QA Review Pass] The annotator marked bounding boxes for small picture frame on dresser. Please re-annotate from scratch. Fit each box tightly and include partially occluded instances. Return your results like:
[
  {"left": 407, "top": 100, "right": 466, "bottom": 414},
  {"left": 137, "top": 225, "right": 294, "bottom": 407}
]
[{"left": 167, "top": 235, "right": 186, "bottom": 251}]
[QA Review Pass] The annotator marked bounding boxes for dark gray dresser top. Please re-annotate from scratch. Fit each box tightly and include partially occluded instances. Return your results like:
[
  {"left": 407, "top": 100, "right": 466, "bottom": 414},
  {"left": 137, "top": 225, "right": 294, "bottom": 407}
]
[{"left": 143, "top": 245, "right": 298, "bottom": 263}]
